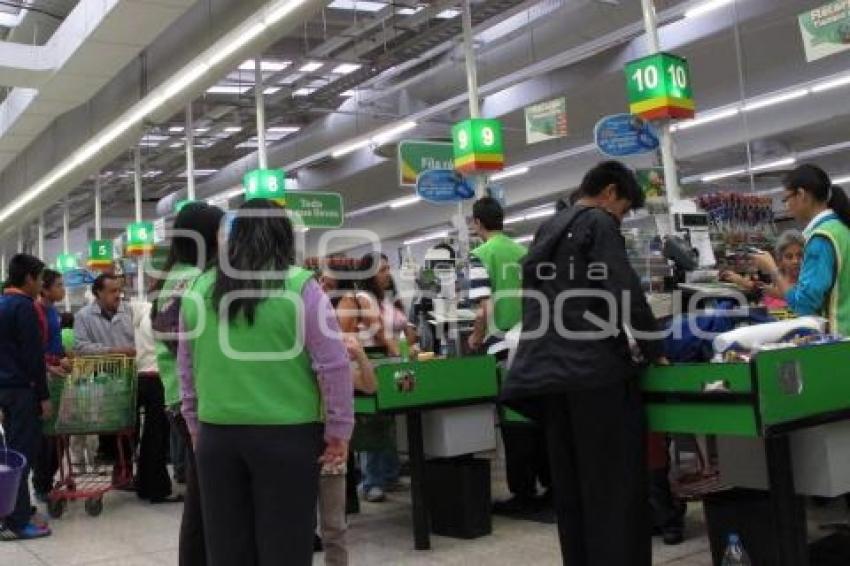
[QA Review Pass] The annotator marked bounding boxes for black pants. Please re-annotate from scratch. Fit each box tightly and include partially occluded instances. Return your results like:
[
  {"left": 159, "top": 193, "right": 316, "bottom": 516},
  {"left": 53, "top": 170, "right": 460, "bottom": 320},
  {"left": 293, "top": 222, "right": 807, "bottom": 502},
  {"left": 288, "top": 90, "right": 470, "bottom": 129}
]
[
  {"left": 0, "top": 388, "right": 41, "bottom": 530},
  {"left": 196, "top": 423, "right": 322, "bottom": 566},
  {"left": 501, "top": 420, "right": 550, "bottom": 499},
  {"left": 169, "top": 410, "right": 206, "bottom": 566},
  {"left": 135, "top": 374, "right": 172, "bottom": 501},
  {"left": 542, "top": 380, "right": 650, "bottom": 566},
  {"left": 32, "top": 435, "right": 58, "bottom": 496}
]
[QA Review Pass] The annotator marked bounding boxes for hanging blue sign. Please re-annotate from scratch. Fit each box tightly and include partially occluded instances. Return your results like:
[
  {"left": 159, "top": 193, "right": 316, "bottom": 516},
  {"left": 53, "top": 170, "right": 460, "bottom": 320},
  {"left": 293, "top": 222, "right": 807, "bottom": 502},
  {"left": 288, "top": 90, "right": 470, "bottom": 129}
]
[
  {"left": 416, "top": 169, "right": 475, "bottom": 204},
  {"left": 63, "top": 268, "right": 96, "bottom": 289},
  {"left": 594, "top": 114, "right": 659, "bottom": 157}
]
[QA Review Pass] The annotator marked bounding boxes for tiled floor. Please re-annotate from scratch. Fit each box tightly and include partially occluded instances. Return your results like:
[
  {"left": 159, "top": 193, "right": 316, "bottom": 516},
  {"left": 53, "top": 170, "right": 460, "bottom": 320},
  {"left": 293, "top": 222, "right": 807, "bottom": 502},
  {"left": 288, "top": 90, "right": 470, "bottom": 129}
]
[{"left": 3, "top": 463, "right": 720, "bottom": 566}]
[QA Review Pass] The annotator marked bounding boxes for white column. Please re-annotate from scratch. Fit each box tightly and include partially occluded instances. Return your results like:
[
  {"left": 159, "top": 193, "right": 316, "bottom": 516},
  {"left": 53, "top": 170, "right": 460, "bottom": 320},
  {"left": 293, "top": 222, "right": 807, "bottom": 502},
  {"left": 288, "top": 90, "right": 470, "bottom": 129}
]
[
  {"left": 37, "top": 215, "right": 44, "bottom": 259},
  {"left": 16, "top": 227, "right": 23, "bottom": 253},
  {"left": 255, "top": 58, "right": 268, "bottom": 169},
  {"left": 94, "top": 174, "right": 102, "bottom": 240},
  {"left": 63, "top": 200, "right": 71, "bottom": 311},
  {"left": 1, "top": 252, "right": 6, "bottom": 281},
  {"left": 186, "top": 104, "right": 196, "bottom": 201},
  {"left": 640, "top": 0, "right": 680, "bottom": 204},
  {"left": 133, "top": 145, "right": 145, "bottom": 299}
]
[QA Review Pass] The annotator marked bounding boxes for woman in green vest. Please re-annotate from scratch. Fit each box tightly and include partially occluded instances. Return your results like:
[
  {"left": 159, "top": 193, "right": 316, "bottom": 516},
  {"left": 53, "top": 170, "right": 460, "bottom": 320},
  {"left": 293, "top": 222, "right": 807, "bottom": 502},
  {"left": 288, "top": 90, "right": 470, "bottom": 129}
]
[
  {"left": 150, "top": 202, "right": 223, "bottom": 565},
  {"left": 754, "top": 164, "right": 850, "bottom": 336},
  {"left": 179, "top": 199, "right": 354, "bottom": 566}
]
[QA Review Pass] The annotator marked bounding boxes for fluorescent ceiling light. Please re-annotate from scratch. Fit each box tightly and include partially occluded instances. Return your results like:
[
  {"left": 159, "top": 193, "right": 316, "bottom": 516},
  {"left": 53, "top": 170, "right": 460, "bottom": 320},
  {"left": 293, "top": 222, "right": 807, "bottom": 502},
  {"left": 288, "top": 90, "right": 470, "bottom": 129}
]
[
  {"left": 169, "top": 143, "right": 182, "bottom": 148},
  {"left": 515, "top": 235, "right": 534, "bottom": 243},
  {"left": 194, "top": 128, "right": 210, "bottom": 133},
  {"left": 139, "top": 141, "right": 161, "bottom": 147},
  {"left": 264, "top": 87, "right": 281, "bottom": 95},
  {"left": 390, "top": 195, "right": 421, "bottom": 208},
  {"left": 207, "top": 85, "right": 251, "bottom": 95},
  {"left": 223, "top": 126, "right": 243, "bottom": 133},
  {"left": 239, "top": 59, "right": 291, "bottom": 72},
  {"left": 675, "top": 107, "right": 739, "bottom": 131},
  {"left": 436, "top": 8, "right": 461, "bottom": 18},
  {"left": 299, "top": 61, "right": 324, "bottom": 72},
  {"left": 684, "top": 0, "right": 733, "bottom": 19},
  {"left": 491, "top": 166, "right": 530, "bottom": 181},
  {"left": 333, "top": 63, "right": 361, "bottom": 74},
  {"left": 404, "top": 230, "right": 449, "bottom": 246},
  {"left": 180, "top": 169, "right": 218, "bottom": 177},
  {"left": 280, "top": 72, "right": 304, "bottom": 84},
  {"left": 524, "top": 209, "right": 555, "bottom": 221},
  {"left": 397, "top": 6, "right": 423, "bottom": 15},
  {"left": 268, "top": 126, "right": 300, "bottom": 133},
  {"left": 743, "top": 89, "right": 809, "bottom": 112},
  {"left": 811, "top": 74, "right": 850, "bottom": 93},
  {"left": 701, "top": 168, "right": 748, "bottom": 183},
  {"left": 328, "top": 0, "right": 385, "bottom": 11},
  {"left": 169, "top": 126, "right": 184, "bottom": 133},
  {"left": 750, "top": 157, "right": 796, "bottom": 173},
  {"left": 340, "top": 90, "right": 356, "bottom": 97},
  {"left": 293, "top": 87, "right": 315, "bottom": 97},
  {"left": 143, "top": 170, "right": 163, "bottom": 178},
  {"left": 504, "top": 215, "right": 525, "bottom": 225},
  {"left": 373, "top": 121, "right": 417, "bottom": 145},
  {"left": 236, "top": 141, "right": 259, "bottom": 149},
  {"left": 332, "top": 139, "right": 371, "bottom": 159},
  {"left": 834, "top": 175, "right": 850, "bottom": 184}
]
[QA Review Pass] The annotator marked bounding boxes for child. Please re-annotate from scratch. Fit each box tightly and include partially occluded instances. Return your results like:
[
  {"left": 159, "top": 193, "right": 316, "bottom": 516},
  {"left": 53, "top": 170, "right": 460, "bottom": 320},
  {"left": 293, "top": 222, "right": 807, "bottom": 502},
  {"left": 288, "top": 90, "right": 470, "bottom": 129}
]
[{"left": 318, "top": 336, "right": 376, "bottom": 566}]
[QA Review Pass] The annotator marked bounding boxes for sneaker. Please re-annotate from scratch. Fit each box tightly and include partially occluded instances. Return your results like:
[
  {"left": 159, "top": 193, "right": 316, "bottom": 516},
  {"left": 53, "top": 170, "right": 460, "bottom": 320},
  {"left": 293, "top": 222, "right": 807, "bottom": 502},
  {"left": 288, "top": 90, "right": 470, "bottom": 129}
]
[
  {"left": 365, "top": 486, "right": 386, "bottom": 503},
  {"left": 0, "top": 522, "right": 51, "bottom": 541}
]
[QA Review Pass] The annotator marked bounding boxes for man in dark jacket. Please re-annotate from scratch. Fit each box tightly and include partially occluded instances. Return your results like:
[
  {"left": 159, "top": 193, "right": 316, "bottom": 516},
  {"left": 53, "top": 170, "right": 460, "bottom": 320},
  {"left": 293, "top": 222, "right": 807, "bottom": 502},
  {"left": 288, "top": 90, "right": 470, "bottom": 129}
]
[
  {"left": 0, "top": 254, "right": 52, "bottom": 540},
  {"left": 502, "top": 161, "right": 666, "bottom": 565}
]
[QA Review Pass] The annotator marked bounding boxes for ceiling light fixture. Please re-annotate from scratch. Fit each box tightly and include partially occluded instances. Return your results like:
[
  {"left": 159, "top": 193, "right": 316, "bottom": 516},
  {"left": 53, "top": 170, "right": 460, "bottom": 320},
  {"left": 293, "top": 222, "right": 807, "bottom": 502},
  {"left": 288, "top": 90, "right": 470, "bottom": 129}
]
[
  {"left": 331, "top": 139, "right": 371, "bottom": 159},
  {"left": 223, "top": 126, "right": 243, "bottom": 133},
  {"left": 332, "top": 63, "right": 362, "bottom": 74},
  {"left": 701, "top": 168, "right": 748, "bottom": 183},
  {"left": 299, "top": 61, "right": 324, "bottom": 72},
  {"left": 524, "top": 208, "right": 555, "bottom": 221},
  {"left": 268, "top": 126, "right": 300, "bottom": 133},
  {"left": 743, "top": 89, "right": 809, "bottom": 112},
  {"left": 436, "top": 8, "right": 461, "bottom": 18},
  {"left": 389, "top": 195, "right": 421, "bottom": 208},
  {"left": 504, "top": 215, "right": 525, "bottom": 225},
  {"left": 834, "top": 175, "right": 850, "bottom": 184},
  {"left": 684, "top": 0, "right": 733, "bottom": 19},
  {"left": 811, "top": 74, "right": 850, "bottom": 93},
  {"left": 207, "top": 85, "right": 252, "bottom": 95},
  {"left": 239, "top": 59, "right": 291, "bottom": 72},
  {"left": 169, "top": 126, "right": 184, "bottom": 133},
  {"left": 674, "top": 107, "right": 739, "bottom": 131},
  {"left": 264, "top": 87, "right": 281, "bottom": 95},
  {"left": 397, "top": 6, "right": 423, "bottom": 15},
  {"left": 491, "top": 166, "right": 530, "bottom": 181},
  {"left": 403, "top": 230, "right": 449, "bottom": 246},
  {"left": 293, "top": 87, "right": 315, "bottom": 97},
  {"left": 340, "top": 90, "right": 356, "bottom": 97},
  {"left": 515, "top": 234, "right": 534, "bottom": 243},
  {"left": 372, "top": 121, "right": 417, "bottom": 145},
  {"left": 328, "top": 0, "right": 386, "bottom": 11},
  {"left": 749, "top": 157, "right": 796, "bottom": 173}
]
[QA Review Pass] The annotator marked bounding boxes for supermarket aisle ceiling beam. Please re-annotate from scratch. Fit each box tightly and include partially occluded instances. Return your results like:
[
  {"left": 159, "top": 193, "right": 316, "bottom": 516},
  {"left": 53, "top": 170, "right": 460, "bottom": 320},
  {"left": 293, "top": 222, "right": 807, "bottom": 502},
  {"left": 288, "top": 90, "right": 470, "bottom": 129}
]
[{"left": 0, "top": 0, "right": 330, "bottom": 235}]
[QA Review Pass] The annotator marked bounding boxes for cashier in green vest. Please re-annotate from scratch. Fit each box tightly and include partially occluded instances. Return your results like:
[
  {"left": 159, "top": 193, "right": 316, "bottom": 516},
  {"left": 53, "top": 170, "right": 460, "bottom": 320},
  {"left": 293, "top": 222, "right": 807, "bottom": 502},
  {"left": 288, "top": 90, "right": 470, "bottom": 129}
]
[
  {"left": 467, "top": 196, "right": 551, "bottom": 516},
  {"left": 754, "top": 164, "right": 850, "bottom": 336}
]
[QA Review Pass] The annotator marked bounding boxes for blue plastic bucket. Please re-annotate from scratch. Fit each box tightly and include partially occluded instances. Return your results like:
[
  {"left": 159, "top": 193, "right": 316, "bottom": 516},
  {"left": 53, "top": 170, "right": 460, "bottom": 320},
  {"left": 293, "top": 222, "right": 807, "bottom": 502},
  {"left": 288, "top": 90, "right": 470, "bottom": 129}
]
[{"left": 0, "top": 449, "right": 26, "bottom": 518}]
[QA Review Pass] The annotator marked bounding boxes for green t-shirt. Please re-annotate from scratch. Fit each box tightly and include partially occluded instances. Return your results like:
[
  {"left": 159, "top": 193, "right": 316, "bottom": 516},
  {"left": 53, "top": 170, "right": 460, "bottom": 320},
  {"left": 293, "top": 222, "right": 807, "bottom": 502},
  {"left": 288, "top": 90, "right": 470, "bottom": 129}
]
[
  {"left": 180, "top": 267, "right": 322, "bottom": 426},
  {"left": 471, "top": 233, "right": 527, "bottom": 333}
]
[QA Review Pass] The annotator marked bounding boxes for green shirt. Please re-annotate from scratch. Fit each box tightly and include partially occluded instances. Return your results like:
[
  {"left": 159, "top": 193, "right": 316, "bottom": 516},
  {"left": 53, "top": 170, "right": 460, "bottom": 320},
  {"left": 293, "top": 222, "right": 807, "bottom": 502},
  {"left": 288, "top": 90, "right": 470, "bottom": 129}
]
[
  {"left": 471, "top": 233, "right": 527, "bottom": 332},
  {"left": 154, "top": 263, "right": 201, "bottom": 407},
  {"left": 180, "top": 267, "right": 322, "bottom": 426}
]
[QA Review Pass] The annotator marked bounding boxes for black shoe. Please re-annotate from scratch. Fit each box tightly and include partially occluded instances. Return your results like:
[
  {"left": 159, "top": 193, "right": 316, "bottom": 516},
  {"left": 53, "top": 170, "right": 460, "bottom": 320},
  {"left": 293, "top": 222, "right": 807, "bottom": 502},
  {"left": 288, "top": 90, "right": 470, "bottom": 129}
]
[{"left": 313, "top": 533, "right": 323, "bottom": 552}]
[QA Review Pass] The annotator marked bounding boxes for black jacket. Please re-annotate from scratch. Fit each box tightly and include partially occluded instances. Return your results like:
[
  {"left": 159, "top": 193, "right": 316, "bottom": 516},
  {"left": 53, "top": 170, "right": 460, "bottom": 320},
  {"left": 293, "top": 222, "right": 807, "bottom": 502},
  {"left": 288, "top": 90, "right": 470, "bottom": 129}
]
[
  {"left": 501, "top": 205, "right": 661, "bottom": 418},
  {"left": 0, "top": 292, "right": 48, "bottom": 401}
]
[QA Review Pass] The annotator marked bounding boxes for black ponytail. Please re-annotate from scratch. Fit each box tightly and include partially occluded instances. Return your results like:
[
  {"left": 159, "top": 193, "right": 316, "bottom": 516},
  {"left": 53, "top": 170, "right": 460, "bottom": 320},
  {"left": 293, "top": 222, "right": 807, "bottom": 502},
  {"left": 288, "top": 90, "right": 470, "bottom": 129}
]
[
  {"left": 784, "top": 164, "right": 850, "bottom": 228},
  {"left": 828, "top": 185, "right": 850, "bottom": 229}
]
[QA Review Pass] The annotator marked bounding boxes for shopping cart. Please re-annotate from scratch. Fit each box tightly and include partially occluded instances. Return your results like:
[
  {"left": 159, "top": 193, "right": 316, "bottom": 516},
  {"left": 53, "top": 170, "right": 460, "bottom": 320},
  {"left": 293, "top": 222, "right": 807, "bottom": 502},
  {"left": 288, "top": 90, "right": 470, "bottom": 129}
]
[{"left": 44, "top": 355, "right": 137, "bottom": 518}]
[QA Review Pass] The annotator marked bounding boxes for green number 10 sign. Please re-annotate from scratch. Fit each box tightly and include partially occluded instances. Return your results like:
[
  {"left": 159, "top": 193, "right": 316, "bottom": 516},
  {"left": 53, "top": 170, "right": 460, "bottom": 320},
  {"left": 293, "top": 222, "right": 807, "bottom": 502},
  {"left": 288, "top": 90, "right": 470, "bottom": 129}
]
[{"left": 625, "top": 52, "right": 695, "bottom": 121}]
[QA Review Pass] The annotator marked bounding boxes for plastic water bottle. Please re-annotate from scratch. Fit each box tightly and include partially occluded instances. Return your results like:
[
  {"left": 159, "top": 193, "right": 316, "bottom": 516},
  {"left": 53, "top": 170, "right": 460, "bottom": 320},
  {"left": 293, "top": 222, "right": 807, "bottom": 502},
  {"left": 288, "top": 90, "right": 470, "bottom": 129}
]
[
  {"left": 398, "top": 332, "right": 410, "bottom": 363},
  {"left": 721, "top": 533, "right": 751, "bottom": 565}
]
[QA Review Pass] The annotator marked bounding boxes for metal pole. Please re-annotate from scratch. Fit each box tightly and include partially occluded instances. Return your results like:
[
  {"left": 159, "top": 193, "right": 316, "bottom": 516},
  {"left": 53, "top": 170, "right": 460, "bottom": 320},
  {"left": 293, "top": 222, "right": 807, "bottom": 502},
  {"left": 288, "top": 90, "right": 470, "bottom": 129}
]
[
  {"left": 63, "top": 200, "right": 70, "bottom": 310},
  {"left": 133, "top": 145, "right": 144, "bottom": 299},
  {"left": 16, "top": 227, "right": 23, "bottom": 253},
  {"left": 186, "top": 104, "right": 196, "bottom": 201},
  {"left": 0, "top": 252, "right": 5, "bottom": 281},
  {"left": 255, "top": 58, "right": 268, "bottom": 169},
  {"left": 37, "top": 215, "right": 44, "bottom": 259},
  {"left": 640, "top": 0, "right": 680, "bottom": 204},
  {"left": 94, "top": 174, "right": 102, "bottom": 240},
  {"left": 461, "top": 0, "right": 480, "bottom": 120}
]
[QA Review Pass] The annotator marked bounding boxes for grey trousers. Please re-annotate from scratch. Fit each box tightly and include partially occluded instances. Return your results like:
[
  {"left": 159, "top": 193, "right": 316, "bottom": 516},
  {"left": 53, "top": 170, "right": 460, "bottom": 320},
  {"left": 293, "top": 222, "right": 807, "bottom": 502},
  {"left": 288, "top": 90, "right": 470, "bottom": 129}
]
[{"left": 319, "top": 474, "right": 349, "bottom": 566}]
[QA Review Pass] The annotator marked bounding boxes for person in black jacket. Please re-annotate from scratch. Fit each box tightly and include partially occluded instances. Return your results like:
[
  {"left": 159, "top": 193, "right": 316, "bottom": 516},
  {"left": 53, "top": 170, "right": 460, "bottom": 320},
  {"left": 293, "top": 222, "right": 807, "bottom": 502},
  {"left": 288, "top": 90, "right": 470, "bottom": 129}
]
[
  {"left": 0, "top": 254, "right": 52, "bottom": 540},
  {"left": 502, "top": 161, "right": 667, "bottom": 566}
]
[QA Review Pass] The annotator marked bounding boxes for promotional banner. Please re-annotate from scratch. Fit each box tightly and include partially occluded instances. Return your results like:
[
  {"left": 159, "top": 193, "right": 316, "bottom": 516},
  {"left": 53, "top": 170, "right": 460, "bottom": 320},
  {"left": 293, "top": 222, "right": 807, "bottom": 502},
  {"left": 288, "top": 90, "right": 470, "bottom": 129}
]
[
  {"left": 285, "top": 191, "right": 344, "bottom": 228},
  {"left": 594, "top": 114, "right": 659, "bottom": 157},
  {"left": 525, "top": 97, "right": 568, "bottom": 144},
  {"left": 398, "top": 141, "right": 454, "bottom": 187},
  {"left": 416, "top": 169, "right": 475, "bottom": 204},
  {"left": 636, "top": 167, "right": 666, "bottom": 200},
  {"left": 799, "top": 1, "right": 850, "bottom": 62}
]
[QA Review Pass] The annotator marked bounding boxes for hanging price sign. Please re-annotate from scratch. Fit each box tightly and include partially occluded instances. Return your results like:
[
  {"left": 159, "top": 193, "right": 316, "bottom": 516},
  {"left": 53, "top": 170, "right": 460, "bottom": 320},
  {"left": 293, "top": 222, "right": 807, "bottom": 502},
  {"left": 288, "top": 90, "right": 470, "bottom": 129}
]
[
  {"left": 625, "top": 52, "right": 695, "bottom": 121},
  {"left": 87, "top": 240, "right": 113, "bottom": 269},
  {"left": 126, "top": 221, "right": 155, "bottom": 256},
  {"left": 244, "top": 168, "right": 286, "bottom": 201},
  {"left": 451, "top": 118, "right": 504, "bottom": 174}
]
